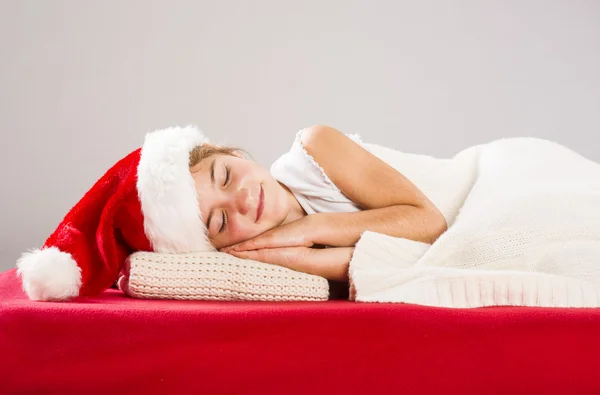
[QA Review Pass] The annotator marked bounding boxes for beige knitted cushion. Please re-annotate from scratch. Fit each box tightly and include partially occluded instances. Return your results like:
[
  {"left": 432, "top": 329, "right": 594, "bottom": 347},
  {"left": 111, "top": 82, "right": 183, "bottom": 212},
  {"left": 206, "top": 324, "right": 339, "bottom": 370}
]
[{"left": 118, "top": 251, "right": 330, "bottom": 301}]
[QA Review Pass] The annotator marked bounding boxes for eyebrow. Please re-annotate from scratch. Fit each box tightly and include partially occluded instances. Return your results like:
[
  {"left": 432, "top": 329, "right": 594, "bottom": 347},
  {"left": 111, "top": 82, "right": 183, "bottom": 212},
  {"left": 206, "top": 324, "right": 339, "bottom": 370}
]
[{"left": 206, "top": 158, "right": 217, "bottom": 230}]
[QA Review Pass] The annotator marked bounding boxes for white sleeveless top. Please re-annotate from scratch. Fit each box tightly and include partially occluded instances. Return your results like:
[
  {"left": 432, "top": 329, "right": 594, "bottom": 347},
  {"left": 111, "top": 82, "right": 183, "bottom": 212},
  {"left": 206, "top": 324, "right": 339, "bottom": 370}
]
[{"left": 270, "top": 129, "right": 483, "bottom": 227}]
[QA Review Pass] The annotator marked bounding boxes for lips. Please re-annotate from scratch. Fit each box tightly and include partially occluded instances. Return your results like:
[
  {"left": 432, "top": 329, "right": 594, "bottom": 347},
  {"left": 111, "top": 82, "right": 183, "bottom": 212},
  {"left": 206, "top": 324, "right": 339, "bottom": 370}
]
[{"left": 256, "top": 184, "right": 264, "bottom": 222}]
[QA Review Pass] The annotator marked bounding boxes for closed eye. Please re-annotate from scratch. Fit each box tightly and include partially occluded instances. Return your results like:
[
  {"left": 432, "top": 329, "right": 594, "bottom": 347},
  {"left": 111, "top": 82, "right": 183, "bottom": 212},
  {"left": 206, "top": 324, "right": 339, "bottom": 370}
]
[
  {"left": 224, "top": 165, "right": 231, "bottom": 186},
  {"left": 219, "top": 211, "right": 227, "bottom": 233}
]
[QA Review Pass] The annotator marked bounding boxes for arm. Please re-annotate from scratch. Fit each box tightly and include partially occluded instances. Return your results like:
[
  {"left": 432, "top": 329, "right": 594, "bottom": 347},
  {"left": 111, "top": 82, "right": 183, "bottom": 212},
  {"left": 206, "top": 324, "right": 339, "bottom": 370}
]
[
  {"left": 230, "top": 246, "right": 354, "bottom": 282},
  {"left": 309, "top": 205, "right": 444, "bottom": 247},
  {"left": 225, "top": 125, "right": 448, "bottom": 254},
  {"left": 301, "top": 125, "right": 447, "bottom": 246}
]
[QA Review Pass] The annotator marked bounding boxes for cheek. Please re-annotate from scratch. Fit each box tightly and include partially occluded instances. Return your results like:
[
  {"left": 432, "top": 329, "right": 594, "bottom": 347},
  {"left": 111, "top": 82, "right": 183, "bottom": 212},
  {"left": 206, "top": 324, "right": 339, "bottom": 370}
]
[
  {"left": 235, "top": 163, "right": 256, "bottom": 183},
  {"left": 227, "top": 216, "right": 261, "bottom": 244}
]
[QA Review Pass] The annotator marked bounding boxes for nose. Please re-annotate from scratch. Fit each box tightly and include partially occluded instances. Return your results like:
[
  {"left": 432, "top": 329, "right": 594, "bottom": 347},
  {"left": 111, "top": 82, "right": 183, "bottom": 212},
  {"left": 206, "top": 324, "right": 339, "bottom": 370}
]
[{"left": 233, "top": 187, "right": 250, "bottom": 215}]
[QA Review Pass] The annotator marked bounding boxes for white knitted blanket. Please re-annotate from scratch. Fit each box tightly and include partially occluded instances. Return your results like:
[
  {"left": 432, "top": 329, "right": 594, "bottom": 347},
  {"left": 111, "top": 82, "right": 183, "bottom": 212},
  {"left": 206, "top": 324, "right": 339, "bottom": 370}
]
[{"left": 349, "top": 137, "right": 600, "bottom": 308}]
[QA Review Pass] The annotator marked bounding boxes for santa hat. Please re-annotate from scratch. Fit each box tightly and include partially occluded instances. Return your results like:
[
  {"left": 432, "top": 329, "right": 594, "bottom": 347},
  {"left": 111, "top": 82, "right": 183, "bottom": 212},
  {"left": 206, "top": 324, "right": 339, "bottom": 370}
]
[{"left": 16, "top": 125, "right": 216, "bottom": 301}]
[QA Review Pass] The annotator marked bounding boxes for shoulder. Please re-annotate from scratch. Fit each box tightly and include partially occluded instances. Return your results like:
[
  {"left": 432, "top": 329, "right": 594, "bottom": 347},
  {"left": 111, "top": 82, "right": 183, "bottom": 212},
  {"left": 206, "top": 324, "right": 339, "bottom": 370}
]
[
  {"left": 270, "top": 125, "right": 350, "bottom": 192},
  {"left": 298, "top": 125, "right": 365, "bottom": 173},
  {"left": 297, "top": 125, "right": 368, "bottom": 191},
  {"left": 299, "top": 125, "right": 362, "bottom": 153},
  {"left": 294, "top": 125, "right": 374, "bottom": 207},
  {"left": 295, "top": 125, "right": 432, "bottom": 212},
  {"left": 300, "top": 124, "right": 340, "bottom": 145}
]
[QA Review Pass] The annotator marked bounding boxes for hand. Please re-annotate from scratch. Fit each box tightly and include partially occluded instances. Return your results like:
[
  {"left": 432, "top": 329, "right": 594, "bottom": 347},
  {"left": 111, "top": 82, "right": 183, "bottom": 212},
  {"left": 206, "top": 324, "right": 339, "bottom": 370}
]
[
  {"left": 221, "top": 215, "right": 316, "bottom": 253},
  {"left": 227, "top": 246, "right": 353, "bottom": 282}
]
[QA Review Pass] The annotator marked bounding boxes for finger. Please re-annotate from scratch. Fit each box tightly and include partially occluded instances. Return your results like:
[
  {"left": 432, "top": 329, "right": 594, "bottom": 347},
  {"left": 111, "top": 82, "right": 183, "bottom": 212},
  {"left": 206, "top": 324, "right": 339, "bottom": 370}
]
[
  {"left": 233, "top": 232, "right": 278, "bottom": 252},
  {"left": 221, "top": 243, "right": 242, "bottom": 253},
  {"left": 234, "top": 227, "right": 310, "bottom": 252},
  {"left": 228, "top": 248, "right": 273, "bottom": 261},
  {"left": 229, "top": 247, "right": 305, "bottom": 268}
]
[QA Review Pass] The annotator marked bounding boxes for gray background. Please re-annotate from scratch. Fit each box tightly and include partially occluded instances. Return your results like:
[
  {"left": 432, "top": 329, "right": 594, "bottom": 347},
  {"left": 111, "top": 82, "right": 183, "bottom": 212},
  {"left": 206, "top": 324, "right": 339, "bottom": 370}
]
[{"left": 1, "top": 0, "right": 599, "bottom": 272}]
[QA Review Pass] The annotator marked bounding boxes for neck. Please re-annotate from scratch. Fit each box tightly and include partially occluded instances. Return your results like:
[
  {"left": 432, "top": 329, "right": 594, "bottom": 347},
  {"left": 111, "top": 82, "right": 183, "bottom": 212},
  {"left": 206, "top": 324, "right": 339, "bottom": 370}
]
[{"left": 279, "top": 182, "right": 306, "bottom": 225}]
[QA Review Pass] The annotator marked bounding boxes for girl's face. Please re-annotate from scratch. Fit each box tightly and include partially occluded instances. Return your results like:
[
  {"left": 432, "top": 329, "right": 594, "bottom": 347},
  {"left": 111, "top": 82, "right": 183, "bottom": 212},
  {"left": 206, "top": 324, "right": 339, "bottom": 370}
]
[{"left": 191, "top": 153, "right": 297, "bottom": 249}]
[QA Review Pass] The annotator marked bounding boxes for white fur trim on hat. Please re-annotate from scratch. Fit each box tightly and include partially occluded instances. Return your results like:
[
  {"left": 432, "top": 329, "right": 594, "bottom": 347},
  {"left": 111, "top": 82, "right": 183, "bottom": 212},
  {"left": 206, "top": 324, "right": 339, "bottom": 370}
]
[
  {"left": 137, "top": 125, "right": 215, "bottom": 253},
  {"left": 16, "top": 247, "right": 82, "bottom": 301}
]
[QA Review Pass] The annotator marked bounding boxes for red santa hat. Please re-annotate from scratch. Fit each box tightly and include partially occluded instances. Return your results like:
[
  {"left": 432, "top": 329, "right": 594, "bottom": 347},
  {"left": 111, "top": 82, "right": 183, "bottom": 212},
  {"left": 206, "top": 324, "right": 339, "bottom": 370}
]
[{"left": 16, "top": 125, "right": 216, "bottom": 301}]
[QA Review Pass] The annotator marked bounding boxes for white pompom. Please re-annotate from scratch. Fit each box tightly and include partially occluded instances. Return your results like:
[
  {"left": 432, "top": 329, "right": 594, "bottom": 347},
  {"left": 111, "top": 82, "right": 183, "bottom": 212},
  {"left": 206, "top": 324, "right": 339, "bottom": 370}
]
[{"left": 16, "top": 247, "right": 82, "bottom": 301}]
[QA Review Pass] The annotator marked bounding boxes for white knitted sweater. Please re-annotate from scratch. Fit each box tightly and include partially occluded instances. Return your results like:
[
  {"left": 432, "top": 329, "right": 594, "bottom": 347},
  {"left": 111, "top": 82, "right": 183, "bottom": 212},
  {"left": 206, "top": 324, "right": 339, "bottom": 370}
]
[{"left": 349, "top": 137, "right": 600, "bottom": 308}]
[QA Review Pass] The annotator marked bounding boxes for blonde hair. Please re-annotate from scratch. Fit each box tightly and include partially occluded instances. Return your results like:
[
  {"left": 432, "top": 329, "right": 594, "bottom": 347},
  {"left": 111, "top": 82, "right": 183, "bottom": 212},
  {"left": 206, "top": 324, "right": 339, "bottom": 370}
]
[{"left": 188, "top": 144, "right": 249, "bottom": 168}]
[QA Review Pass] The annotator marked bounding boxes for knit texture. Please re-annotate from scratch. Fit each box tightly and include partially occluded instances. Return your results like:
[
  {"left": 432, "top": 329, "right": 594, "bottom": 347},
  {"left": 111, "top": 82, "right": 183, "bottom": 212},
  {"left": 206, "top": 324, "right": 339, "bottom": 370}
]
[
  {"left": 349, "top": 137, "right": 600, "bottom": 308},
  {"left": 119, "top": 251, "right": 330, "bottom": 301}
]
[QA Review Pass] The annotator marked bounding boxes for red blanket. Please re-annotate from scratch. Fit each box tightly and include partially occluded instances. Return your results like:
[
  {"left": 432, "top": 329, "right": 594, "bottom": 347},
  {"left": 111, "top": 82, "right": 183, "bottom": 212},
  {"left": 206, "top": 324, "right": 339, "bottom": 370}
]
[{"left": 2, "top": 268, "right": 599, "bottom": 395}]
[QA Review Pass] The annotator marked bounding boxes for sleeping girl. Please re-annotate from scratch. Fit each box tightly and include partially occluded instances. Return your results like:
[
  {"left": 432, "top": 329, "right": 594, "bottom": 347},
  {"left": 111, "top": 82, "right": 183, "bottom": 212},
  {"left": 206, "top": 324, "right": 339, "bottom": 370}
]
[
  {"left": 15, "top": 124, "right": 600, "bottom": 303},
  {"left": 190, "top": 124, "right": 449, "bottom": 283}
]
